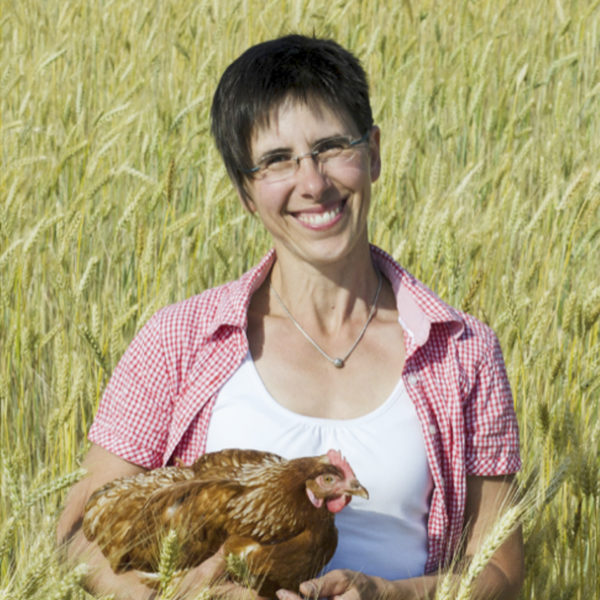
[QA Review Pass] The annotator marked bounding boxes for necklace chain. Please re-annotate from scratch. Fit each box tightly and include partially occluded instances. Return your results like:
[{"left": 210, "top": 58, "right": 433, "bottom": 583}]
[{"left": 270, "top": 270, "right": 383, "bottom": 368}]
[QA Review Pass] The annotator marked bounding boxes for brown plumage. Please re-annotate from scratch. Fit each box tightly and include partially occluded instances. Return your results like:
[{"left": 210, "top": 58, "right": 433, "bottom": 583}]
[{"left": 83, "top": 448, "right": 368, "bottom": 596}]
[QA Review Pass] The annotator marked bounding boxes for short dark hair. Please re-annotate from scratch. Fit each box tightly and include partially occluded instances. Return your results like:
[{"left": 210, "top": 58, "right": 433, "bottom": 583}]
[{"left": 210, "top": 34, "right": 373, "bottom": 205}]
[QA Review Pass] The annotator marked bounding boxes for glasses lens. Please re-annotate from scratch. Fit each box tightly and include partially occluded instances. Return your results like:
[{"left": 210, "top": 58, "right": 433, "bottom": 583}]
[
  {"left": 323, "top": 147, "right": 363, "bottom": 169},
  {"left": 262, "top": 160, "right": 296, "bottom": 182}
]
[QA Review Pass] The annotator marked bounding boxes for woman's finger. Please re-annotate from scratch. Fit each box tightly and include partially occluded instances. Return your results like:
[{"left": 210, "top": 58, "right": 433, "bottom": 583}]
[
  {"left": 299, "top": 570, "right": 355, "bottom": 598},
  {"left": 209, "top": 580, "right": 268, "bottom": 599},
  {"left": 193, "top": 547, "right": 228, "bottom": 579},
  {"left": 174, "top": 547, "right": 228, "bottom": 597},
  {"left": 275, "top": 590, "right": 303, "bottom": 600},
  {"left": 298, "top": 570, "right": 387, "bottom": 600}
]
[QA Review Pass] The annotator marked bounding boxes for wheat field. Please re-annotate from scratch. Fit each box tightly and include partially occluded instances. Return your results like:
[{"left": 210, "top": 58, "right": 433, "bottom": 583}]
[{"left": 1, "top": 0, "right": 599, "bottom": 598}]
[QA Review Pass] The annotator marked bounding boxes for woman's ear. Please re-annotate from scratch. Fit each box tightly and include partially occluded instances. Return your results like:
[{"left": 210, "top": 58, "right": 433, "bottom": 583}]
[{"left": 368, "top": 126, "right": 381, "bottom": 183}]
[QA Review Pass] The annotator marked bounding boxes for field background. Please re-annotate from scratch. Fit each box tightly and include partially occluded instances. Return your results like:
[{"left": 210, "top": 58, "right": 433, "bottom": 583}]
[{"left": 1, "top": 0, "right": 599, "bottom": 598}]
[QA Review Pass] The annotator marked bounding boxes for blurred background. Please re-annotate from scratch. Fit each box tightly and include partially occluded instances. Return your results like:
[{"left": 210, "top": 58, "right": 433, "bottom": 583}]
[{"left": 1, "top": 1, "right": 598, "bottom": 597}]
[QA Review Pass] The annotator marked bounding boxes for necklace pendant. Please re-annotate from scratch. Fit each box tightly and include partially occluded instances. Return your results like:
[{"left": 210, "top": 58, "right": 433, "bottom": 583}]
[{"left": 271, "top": 269, "right": 382, "bottom": 371}]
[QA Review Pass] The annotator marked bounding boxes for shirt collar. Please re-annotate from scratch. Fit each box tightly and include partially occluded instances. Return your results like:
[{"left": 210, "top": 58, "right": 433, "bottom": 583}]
[
  {"left": 201, "top": 246, "right": 464, "bottom": 347},
  {"left": 370, "top": 245, "right": 465, "bottom": 346},
  {"left": 200, "top": 249, "right": 276, "bottom": 337}
]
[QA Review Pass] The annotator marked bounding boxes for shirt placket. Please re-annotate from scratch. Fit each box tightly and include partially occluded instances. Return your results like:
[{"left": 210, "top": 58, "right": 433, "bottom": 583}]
[
  {"left": 165, "top": 326, "right": 249, "bottom": 465},
  {"left": 403, "top": 339, "right": 449, "bottom": 572}
]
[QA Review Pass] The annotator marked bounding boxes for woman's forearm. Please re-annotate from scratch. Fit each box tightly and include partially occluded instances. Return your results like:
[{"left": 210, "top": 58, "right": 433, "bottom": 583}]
[
  {"left": 467, "top": 558, "right": 523, "bottom": 600},
  {"left": 282, "top": 557, "right": 521, "bottom": 600},
  {"left": 55, "top": 445, "right": 158, "bottom": 599},
  {"left": 60, "top": 527, "right": 157, "bottom": 600},
  {"left": 390, "top": 560, "right": 521, "bottom": 600}
]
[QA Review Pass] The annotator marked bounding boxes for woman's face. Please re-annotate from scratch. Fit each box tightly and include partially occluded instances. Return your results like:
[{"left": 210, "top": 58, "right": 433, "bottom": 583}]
[{"left": 241, "top": 99, "right": 381, "bottom": 270}]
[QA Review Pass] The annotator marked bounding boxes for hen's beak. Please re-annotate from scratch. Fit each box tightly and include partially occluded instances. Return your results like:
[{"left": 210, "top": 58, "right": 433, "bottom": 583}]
[{"left": 347, "top": 478, "right": 369, "bottom": 500}]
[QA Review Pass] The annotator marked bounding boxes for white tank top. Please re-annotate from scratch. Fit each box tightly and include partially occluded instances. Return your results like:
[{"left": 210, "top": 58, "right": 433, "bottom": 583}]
[{"left": 205, "top": 352, "right": 433, "bottom": 579}]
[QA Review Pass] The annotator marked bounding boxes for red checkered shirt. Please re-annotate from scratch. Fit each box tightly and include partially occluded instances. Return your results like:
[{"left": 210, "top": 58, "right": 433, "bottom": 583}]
[{"left": 89, "top": 245, "right": 521, "bottom": 573}]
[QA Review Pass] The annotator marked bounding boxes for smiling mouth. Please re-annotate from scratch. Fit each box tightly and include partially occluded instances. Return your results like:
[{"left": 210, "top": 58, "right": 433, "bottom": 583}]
[{"left": 293, "top": 200, "right": 345, "bottom": 228}]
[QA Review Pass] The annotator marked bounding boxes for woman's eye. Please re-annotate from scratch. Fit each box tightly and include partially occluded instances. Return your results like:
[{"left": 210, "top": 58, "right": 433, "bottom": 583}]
[
  {"left": 317, "top": 140, "right": 347, "bottom": 153},
  {"left": 263, "top": 154, "right": 291, "bottom": 167}
]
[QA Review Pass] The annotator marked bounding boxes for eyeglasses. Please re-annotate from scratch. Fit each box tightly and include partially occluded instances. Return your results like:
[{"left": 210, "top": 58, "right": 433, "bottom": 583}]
[{"left": 243, "top": 130, "right": 371, "bottom": 183}]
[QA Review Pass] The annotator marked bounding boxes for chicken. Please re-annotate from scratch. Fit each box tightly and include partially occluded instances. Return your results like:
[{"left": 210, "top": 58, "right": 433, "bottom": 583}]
[{"left": 82, "top": 448, "right": 368, "bottom": 597}]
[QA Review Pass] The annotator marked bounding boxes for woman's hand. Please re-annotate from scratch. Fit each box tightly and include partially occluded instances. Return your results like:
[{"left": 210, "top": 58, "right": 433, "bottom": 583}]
[
  {"left": 172, "top": 546, "right": 269, "bottom": 600},
  {"left": 275, "top": 570, "right": 413, "bottom": 600}
]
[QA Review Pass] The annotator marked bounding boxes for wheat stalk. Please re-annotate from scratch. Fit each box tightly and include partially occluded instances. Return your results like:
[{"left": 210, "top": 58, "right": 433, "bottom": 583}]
[
  {"left": 157, "top": 529, "right": 181, "bottom": 600},
  {"left": 453, "top": 505, "right": 523, "bottom": 600}
]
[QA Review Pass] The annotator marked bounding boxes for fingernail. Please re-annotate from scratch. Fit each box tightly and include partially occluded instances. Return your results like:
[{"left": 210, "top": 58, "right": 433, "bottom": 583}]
[
  {"left": 299, "top": 581, "right": 317, "bottom": 595},
  {"left": 276, "top": 591, "right": 292, "bottom": 600}
]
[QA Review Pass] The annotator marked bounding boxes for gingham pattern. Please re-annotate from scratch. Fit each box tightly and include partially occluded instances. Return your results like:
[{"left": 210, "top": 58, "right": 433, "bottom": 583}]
[{"left": 89, "top": 246, "right": 521, "bottom": 574}]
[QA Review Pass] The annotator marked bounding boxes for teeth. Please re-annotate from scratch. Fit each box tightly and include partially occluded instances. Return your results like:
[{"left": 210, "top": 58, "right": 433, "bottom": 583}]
[{"left": 296, "top": 205, "right": 342, "bottom": 226}]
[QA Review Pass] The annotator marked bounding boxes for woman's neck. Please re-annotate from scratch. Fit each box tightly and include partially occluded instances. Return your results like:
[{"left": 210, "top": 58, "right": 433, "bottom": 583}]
[{"left": 267, "top": 246, "right": 380, "bottom": 335}]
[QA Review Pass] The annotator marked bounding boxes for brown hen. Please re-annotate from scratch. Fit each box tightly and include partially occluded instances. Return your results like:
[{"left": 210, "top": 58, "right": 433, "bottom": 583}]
[{"left": 82, "top": 448, "right": 368, "bottom": 597}]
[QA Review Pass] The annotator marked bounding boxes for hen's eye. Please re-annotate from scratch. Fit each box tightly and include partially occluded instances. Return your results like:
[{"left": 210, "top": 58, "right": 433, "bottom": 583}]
[{"left": 322, "top": 474, "right": 335, "bottom": 484}]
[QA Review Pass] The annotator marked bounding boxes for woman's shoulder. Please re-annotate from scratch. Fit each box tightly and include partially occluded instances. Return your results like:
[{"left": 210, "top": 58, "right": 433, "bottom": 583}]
[
  {"left": 156, "top": 282, "right": 232, "bottom": 322},
  {"left": 143, "top": 250, "right": 276, "bottom": 339},
  {"left": 145, "top": 280, "right": 245, "bottom": 345}
]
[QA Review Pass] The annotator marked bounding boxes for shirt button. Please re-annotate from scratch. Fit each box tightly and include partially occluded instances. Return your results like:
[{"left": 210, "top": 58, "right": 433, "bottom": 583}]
[
  {"left": 429, "top": 424, "right": 437, "bottom": 435},
  {"left": 407, "top": 374, "right": 419, "bottom": 386}
]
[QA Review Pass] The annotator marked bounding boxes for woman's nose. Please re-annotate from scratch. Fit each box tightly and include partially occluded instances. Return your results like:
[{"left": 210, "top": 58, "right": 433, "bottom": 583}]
[{"left": 294, "top": 153, "right": 328, "bottom": 196}]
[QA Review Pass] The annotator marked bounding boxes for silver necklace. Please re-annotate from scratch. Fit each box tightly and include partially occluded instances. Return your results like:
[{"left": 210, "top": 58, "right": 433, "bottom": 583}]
[{"left": 270, "top": 270, "right": 383, "bottom": 368}]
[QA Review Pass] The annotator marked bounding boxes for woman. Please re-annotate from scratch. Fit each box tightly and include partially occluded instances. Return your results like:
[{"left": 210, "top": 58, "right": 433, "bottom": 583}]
[{"left": 57, "top": 35, "right": 523, "bottom": 599}]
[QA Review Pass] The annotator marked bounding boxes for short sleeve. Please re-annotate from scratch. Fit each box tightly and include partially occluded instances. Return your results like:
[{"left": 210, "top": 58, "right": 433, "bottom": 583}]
[
  {"left": 88, "top": 313, "right": 174, "bottom": 468},
  {"left": 463, "top": 332, "right": 521, "bottom": 475}
]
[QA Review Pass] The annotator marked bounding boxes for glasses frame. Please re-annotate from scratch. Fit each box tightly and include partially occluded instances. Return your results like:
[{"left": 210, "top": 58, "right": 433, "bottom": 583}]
[{"left": 242, "top": 129, "right": 371, "bottom": 181}]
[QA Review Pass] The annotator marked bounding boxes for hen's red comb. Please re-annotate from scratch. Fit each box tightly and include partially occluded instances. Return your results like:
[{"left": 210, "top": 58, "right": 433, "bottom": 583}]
[{"left": 326, "top": 449, "right": 356, "bottom": 480}]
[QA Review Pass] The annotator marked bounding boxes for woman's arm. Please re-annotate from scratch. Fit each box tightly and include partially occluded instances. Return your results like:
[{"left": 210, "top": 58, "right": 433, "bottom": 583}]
[
  {"left": 56, "top": 444, "right": 158, "bottom": 600},
  {"left": 276, "top": 474, "right": 524, "bottom": 600},
  {"left": 459, "top": 474, "right": 524, "bottom": 599}
]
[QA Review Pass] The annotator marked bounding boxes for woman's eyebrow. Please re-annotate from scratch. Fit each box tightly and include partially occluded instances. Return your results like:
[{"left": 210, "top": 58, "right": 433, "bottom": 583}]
[
  {"left": 257, "top": 134, "right": 351, "bottom": 159},
  {"left": 312, "top": 134, "right": 350, "bottom": 146},
  {"left": 258, "top": 146, "right": 292, "bottom": 159}
]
